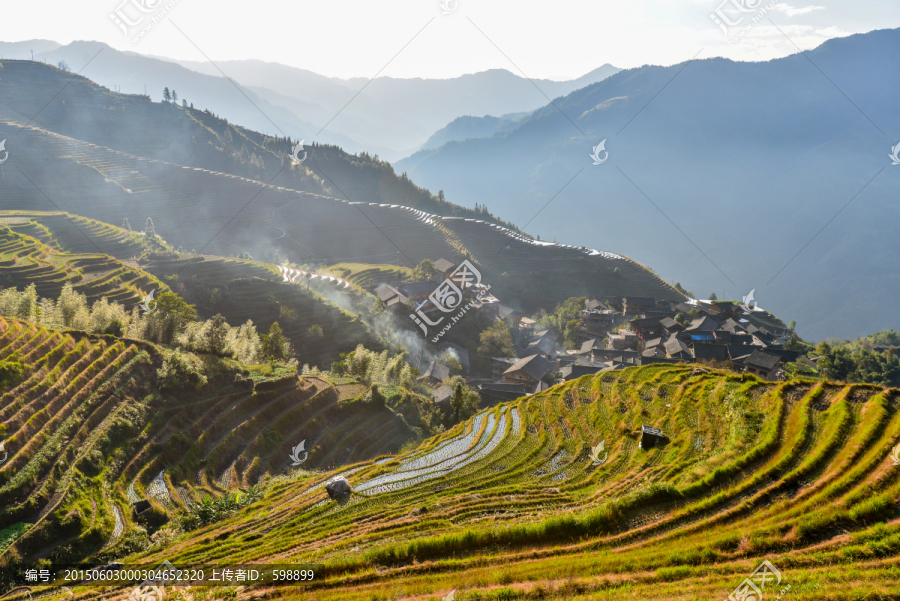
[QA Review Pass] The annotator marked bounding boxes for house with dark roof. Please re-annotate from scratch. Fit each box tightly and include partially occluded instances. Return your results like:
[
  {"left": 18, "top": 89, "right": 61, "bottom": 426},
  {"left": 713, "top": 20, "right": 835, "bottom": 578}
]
[
  {"left": 580, "top": 338, "right": 604, "bottom": 354},
  {"left": 399, "top": 281, "right": 440, "bottom": 302},
  {"left": 642, "top": 337, "right": 666, "bottom": 353},
  {"left": 580, "top": 308, "right": 616, "bottom": 341},
  {"left": 503, "top": 354, "right": 555, "bottom": 386},
  {"left": 665, "top": 338, "right": 691, "bottom": 360},
  {"left": 497, "top": 304, "right": 524, "bottom": 327},
  {"left": 590, "top": 348, "right": 640, "bottom": 363},
  {"left": 671, "top": 301, "right": 695, "bottom": 314},
  {"left": 641, "top": 347, "right": 667, "bottom": 359},
  {"left": 490, "top": 356, "right": 518, "bottom": 380},
  {"left": 433, "top": 385, "right": 453, "bottom": 405},
  {"left": 743, "top": 350, "right": 784, "bottom": 380},
  {"left": 521, "top": 335, "right": 558, "bottom": 359},
  {"left": 374, "top": 283, "right": 409, "bottom": 313},
  {"left": 692, "top": 343, "right": 729, "bottom": 365},
  {"left": 559, "top": 364, "right": 606, "bottom": 382},
  {"left": 374, "top": 283, "right": 401, "bottom": 302},
  {"left": 758, "top": 347, "right": 800, "bottom": 363},
  {"left": 630, "top": 316, "right": 663, "bottom": 340},
  {"left": 477, "top": 383, "right": 528, "bottom": 407},
  {"left": 587, "top": 296, "right": 620, "bottom": 311},
  {"left": 417, "top": 360, "right": 451, "bottom": 386},
  {"left": 719, "top": 318, "right": 748, "bottom": 334},
  {"left": 683, "top": 316, "right": 719, "bottom": 342},
  {"left": 727, "top": 345, "right": 757, "bottom": 362},
  {"left": 660, "top": 317, "right": 684, "bottom": 337},
  {"left": 623, "top": 297, "right": 657, "bottom": 314}
]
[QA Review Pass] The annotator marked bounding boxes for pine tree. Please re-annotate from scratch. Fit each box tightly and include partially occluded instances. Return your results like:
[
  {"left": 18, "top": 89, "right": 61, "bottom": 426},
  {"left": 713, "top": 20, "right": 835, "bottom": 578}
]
[
  {"left": 182, "top": 99, "right": 187, "bottom": 107},
  {"left": 122, "top": 217, "right": 131, "bottom": 231},
  {"left": 163, "top": 87, "right": 171, "bottom": 102},
  {"left": 171, "top": 89, "right": 178, "bottom": 104},
  {"left": 145, "top": 217, "right": 156, "bottom": 238}
]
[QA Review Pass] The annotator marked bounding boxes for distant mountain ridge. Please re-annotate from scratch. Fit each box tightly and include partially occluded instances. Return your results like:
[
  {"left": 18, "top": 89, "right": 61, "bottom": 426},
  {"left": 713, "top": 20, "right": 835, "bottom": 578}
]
[
  {"left": 418, "top": 111, "right": 530, "bottom": 152},
  {"left": 171, "top": 59, "right": 621, "bottom": 160},
  {"left": 395, "top": 28, "right": 900, "bottom": 340},
  {"left": 0, "top": 40, "right": 620, "bottom": 161}
]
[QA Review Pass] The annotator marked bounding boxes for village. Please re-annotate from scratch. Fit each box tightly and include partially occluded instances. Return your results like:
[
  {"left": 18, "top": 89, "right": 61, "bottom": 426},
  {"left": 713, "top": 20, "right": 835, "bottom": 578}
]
[{"left": 369, "top": 258, "right": 802, "bottom": 412}]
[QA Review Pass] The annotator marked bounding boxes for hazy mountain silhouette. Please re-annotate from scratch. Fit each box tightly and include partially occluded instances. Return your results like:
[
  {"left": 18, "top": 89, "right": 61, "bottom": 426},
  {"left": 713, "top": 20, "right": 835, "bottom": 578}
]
[
  {"left": 396, "top": 28, "right": 900, "bottom": 340},
  {"left": 419, "top": 111, "right": 530, "bottom": 152},
  {"left": 173, "top": 60, "right": 621, "bottom": 159}
]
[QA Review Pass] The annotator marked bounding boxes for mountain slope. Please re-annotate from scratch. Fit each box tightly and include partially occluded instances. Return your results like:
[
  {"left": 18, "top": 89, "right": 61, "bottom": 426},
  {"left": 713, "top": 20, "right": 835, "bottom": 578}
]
[
  {"left": 396, "top": 28, "right": 900, "bottom": 340},
  {"left": 0, "top": 317, "right": 416, "bottom": 578},
  {"left": 0, "top": 75, "right": 682, "bottom": 319},
  {"left": 28, "top": 364, "right": 900, "bottom": 600}
]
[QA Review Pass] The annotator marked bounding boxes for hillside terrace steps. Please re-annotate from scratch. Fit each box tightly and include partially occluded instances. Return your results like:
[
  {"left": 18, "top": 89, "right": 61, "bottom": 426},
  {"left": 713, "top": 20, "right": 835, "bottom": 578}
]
[{"left": 2, "top": 116, "right": 677, "bottom": 309}]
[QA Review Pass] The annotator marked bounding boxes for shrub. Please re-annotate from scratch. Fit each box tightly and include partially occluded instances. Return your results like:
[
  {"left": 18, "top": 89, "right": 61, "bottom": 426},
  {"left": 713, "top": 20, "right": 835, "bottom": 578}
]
[
  {"left": 157, "top": 351, "right": 207, "bottom": 391},
  {"left": 0, "top": 361, "right": 25, "bottom": 388}
]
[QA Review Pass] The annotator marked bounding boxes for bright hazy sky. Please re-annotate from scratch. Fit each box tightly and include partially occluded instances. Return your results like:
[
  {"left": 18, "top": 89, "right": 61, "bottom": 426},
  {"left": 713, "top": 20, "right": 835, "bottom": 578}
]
[{"left": 2, "top": 0, "right": 898, "bottom": 80}]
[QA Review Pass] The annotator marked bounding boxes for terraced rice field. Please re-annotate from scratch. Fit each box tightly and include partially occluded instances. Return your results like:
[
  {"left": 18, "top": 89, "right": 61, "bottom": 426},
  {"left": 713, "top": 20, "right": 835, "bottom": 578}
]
[
  {"left": 0, "top": 220, "right": 166, "bottom": 306},
  {"left": 0, "top": 317, "right": 415, "bottom": 578},
  {"left": 17, "top": 363, "right": 894, "bottom": 600}
]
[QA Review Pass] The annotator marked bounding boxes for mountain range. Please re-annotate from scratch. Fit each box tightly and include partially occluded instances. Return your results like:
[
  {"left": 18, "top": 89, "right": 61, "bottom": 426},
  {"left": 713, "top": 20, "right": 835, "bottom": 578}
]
[
  {"left": 0, "top": 40, "right": 619, "bottom": 161},
  {"left": 396, "top": 28, "right": 900, "bottom": 340}
]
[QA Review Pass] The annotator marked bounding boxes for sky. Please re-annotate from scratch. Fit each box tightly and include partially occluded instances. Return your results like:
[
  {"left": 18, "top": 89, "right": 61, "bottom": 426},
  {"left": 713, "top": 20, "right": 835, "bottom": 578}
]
[{"left": 1, "top": 0, "right": 898, "bottom": 80}]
